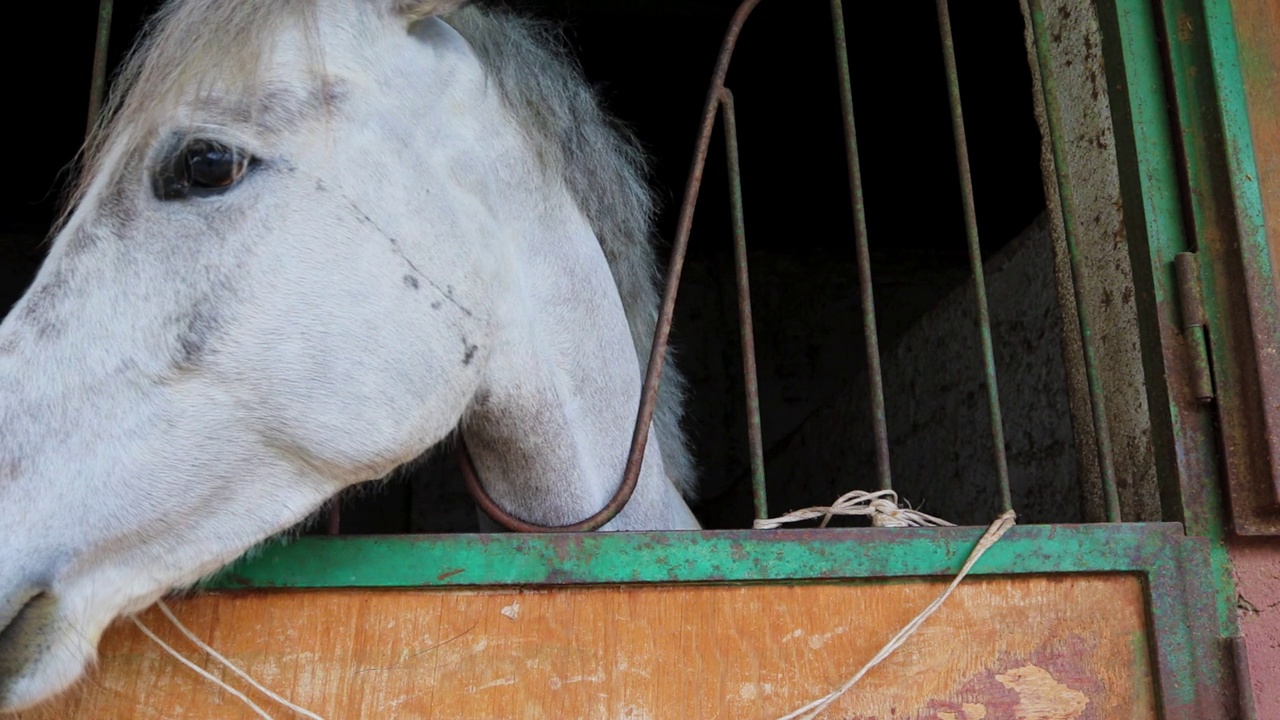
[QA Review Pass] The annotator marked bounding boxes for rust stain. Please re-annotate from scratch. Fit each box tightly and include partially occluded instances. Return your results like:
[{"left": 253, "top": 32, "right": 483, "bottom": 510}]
[{"left": 1177, "top": 13, "right": 1193, "bottom": 42}]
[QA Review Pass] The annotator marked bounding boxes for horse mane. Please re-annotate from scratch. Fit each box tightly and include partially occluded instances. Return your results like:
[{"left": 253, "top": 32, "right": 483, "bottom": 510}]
[
  {"left": 67, "top": 0, "right": 696, "bottom": 497},
  {"left": 447, "top": 7, "right": 696, "bottom": 497}
]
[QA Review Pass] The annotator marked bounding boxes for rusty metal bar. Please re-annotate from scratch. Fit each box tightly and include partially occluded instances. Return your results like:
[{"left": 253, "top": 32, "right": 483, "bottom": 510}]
[
  {"left": 1026, "top": 0, "right": 1122, "bottom": 522},
  {"left": 829, "top": 0, "right": 892, "bottom": 491},
  {"left": 460, "top": 438, "right": 649, "bottom": 532},
  {"left": 616, "top": 0, "right": 765, "bottom": 511},
  {"left": 935, "top": 0, "right": 1012, "bottom": 514},
  {"left": 719, "top": 87, "right": 768, "bottom": 521},
  {"left": 87, "top": 0, "right": 114, "bottom": 136}
]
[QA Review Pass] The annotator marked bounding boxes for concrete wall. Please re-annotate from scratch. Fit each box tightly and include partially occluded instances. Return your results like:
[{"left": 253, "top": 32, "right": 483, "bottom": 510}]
[
  {"left": 1230, "top": 539, "right": 1280, "bottom": 719},
  {"left": 673, "top": 248, "right": 970, "bottom": 526},
  {"left": 753, "top": 213, "right": 1080, "bottom": 527}
]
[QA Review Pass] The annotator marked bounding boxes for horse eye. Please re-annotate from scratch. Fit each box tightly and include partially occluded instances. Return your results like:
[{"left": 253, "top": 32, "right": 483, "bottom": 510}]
[{"left": 153, "top": 139, "right": 254, "bottom": 201}]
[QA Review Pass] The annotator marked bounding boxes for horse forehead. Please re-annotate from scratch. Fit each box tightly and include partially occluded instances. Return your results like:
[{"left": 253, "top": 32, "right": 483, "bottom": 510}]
[{"left": 187, "top": 77, "right": 351, "bottom": 136}]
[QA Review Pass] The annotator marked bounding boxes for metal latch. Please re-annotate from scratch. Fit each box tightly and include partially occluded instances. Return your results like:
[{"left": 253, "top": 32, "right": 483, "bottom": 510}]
[{"left": 1174, "top": 252, "right": 1215, "bottom": 404}]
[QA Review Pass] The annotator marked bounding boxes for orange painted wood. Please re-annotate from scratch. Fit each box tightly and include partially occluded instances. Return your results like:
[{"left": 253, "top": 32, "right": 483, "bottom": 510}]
[{"left": 15, "top": 575, "right": 1154, "bottom": 720}]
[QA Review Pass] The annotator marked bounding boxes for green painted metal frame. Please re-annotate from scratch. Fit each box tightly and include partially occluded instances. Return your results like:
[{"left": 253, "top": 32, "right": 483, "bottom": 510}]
[
  {"left": 1173, "top": 0, "right": 1280, "bottom": 533},
  {"left": 1092, "top": 0, "right": 1254, "bottom": 642},
  {"left": 1091, "top": 0, "right": 1279, "bottom": 540},
  {"left": 1094, "top": 0, "right": 1223, "bottom": 539},
  {"left": 1198, "top": 0, "right": 1280, "bottom": 535},
  {"left": 1091, "top": 0, "right": 1262, "bottom": 713},
  {"left": 204, "top": 524, "right": 1187, "bottom": 590}
]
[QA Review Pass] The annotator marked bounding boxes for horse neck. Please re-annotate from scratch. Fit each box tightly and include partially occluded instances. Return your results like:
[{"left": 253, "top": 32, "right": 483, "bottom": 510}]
[{"left": 460, "top": 179, "right": 699, "bottom": 532}]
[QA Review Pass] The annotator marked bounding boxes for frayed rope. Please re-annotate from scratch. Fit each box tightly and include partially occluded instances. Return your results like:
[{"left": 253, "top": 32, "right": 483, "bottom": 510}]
[
  {"left": 753, "top": 489, "right": 955, "bottom": 529},
  {"left": 758, "top": 491, "right": 1017, "bottom": 720},
  {"left": 133, "top": 600, "right": 326, "bottom": 720}
]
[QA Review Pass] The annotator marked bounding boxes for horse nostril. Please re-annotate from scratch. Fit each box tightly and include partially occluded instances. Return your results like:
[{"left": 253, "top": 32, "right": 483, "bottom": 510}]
[
  {"left": 0, "top": 589, "right": 39, "bottom": 639},
  {"left": 0, "top": 591, "right": 55, "bottom": 679}
]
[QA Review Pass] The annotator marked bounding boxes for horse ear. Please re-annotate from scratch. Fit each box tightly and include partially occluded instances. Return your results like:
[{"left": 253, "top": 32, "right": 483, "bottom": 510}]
[{"left": 395, "top": 0, "right": 470, "bottom": 22}]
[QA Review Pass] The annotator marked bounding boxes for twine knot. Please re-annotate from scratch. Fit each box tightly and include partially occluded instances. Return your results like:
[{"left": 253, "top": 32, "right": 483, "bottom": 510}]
[{"left": 753, "top": 489, "right": 955, "bottom": 530}]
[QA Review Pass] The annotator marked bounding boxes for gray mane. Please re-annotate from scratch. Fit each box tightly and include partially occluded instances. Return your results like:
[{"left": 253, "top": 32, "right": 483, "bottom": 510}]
[{"left": 448, "top": 6, "right": 695, "bottom": 496}]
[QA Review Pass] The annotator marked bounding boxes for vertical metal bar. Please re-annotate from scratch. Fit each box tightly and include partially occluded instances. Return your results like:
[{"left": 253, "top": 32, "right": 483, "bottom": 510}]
[
  {"left": 829, "top": 0, "right": 892, "bottom": 491},
  {"left": 935, "top": 0, "right": 1013, "bottom": 514},
  {"left": 1026, "top": 0, "right": 1122, "bottom": 522},
  {"left": 719, "top": 88, "right": 768, "bottom": 521},
  {"left": 621, "top": 0, "right": 763, "bottom": 501},
  {"left": 87, "top": 0, "right": 114, "bottom": 136}
]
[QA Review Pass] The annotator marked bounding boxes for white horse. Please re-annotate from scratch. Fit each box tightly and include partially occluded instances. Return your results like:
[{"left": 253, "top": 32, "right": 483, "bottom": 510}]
[{"left": 0, "top": 0, "right": 701, "bottom": 710}]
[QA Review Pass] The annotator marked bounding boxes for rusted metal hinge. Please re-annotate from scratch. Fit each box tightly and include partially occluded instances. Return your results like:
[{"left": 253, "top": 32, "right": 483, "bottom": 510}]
[{"left": 1174, "top": 252, "right": 1215, "bottom": 403}]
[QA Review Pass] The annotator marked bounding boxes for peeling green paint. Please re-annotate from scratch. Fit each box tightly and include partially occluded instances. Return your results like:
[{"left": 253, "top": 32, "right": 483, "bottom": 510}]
[{"left": 202, "top": 524, "right": 1181, "bottom": 589}]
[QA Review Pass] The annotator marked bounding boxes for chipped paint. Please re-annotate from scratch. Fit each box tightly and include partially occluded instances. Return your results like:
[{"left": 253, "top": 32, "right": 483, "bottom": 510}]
[
  {"left": 806, "top": 625, "right": 848, "bottom": 649},
  {"left": 547, "top": 669, "right": 608, "bottom": 692},
  {"left": 469, "top": 676, "right": 517, "bottom": 692},
  {"left": 938, "top": 704, "right": 988, "bottom": 720},
  {"left": 995, "top": 664, "right": 1089, "bottom": 719}
]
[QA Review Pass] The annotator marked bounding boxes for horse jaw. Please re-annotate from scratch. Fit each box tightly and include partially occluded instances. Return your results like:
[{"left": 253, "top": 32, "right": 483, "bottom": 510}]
[{"left": 461, "top": 186, "right": 701, "bottom": 531}]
